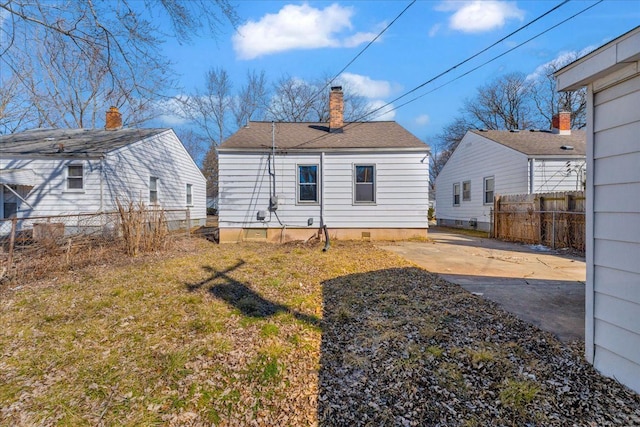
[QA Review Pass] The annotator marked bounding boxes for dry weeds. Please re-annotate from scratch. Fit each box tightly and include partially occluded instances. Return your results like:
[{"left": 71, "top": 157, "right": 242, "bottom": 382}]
[{"left": 0, "top": 239, "right": 638, "bottom": 426}]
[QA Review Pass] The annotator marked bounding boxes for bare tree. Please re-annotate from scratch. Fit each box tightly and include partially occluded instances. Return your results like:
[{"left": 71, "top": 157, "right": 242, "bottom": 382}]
[
  {"left": 267, "top": 76, "right": 321, "bottom": 122},
  {"left": 201, "top": 148, "right": 220, "bottom": 199},
  {"left": 267, "top": 75, "right": 373, "bottom": 123},
  {"left": 183, "top": 67, "right": 234, "bottom": 146},
  {"left": 532, "top": 54, "right": 587, "bottom": 129},
  {"left": 465, "top": 72, "right": 538, "bottom": 131},
  {"left": 232, "top": 69, "right": 269, "bottom": 128},
  {"left": 0, "top": 0, "right": 238, "bottom": 131}
]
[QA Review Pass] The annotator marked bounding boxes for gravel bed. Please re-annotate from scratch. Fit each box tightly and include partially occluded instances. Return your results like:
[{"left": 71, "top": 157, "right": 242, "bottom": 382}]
[{"left": 318, "top": 267, "right": 640, "bottom": 426}]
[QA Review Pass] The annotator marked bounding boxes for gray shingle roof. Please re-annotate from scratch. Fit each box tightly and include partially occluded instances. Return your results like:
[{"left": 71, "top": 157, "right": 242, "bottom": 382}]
[
  {"left": 219, "top": 121, "right": 427, "bottom": 151},
  {"left": 0, "top": 128, "right": 170, "bottom": 157},
  {"left": 470, "top": 129, "right": 586, "bottom": 156}
]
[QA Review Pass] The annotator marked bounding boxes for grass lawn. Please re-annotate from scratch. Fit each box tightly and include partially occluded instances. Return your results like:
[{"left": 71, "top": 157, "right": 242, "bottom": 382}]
[
  {"left": 1, "top": 239, "right": 638, "bottom": 426},
  {"left": 0, "top": 240, "right": 401, "bottom": 426}
]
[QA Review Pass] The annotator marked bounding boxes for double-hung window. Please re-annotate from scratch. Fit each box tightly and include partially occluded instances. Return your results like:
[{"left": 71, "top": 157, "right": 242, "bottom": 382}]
[
  {"left": 149, "top": 177, "right": 159, "bottom": 204},
  {"left": 483, "top": 177, "right": 494, "bottom": 204},
  {"left": 453, "top": 183, "right": 460, "bottom": 206},
  {"left": 354, "top": 165, "right": 375, "bottom": 203},
  {"left": 298, "top": 165, "right": 318, "bottom": 203},
  {"left": 67, "top": 164, "right": 83, "bottom": 190},
  {"left": 186, "top": 184, "right": 193, "bottom": 206},
  {"left": 462, "top": 180, "right": 471, "bottom": 201}
]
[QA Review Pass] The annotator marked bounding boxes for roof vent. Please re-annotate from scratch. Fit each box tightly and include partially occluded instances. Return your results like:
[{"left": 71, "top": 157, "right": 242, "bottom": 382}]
[
  {"left": 478, "top": 128, "right": 488, "bottom": 132},
  {"left": 560, "top": 145, "right": 574, "bottom": 150},
  {"left": 509, "top": 129, "right": 520, "bottom": 133}
]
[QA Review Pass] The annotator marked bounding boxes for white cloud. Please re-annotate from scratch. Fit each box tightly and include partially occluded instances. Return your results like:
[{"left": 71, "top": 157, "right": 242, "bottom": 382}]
[
  {"left": 526, "top": 46, "right": 596, "bottom": 81},
  {"left": 437, "top": 1, "right": 524, "bottom": 33},
  {"left": 154, "top": 96, "right": 190, "bottom": 126},
  {"left": 428, "top": 23, "right": 441, "bottom": 38},
  {"left": 415, "top": 114, "right": 430, "bottom": 126},
  {"left": 338, "top": 73, "right": 393, "bottom": 99},
  {"left": 366, "top": 100, "right": 396, "bottom": 121},
  {"left": 233, "top": 3, "right": 378, "bottom": 60}
]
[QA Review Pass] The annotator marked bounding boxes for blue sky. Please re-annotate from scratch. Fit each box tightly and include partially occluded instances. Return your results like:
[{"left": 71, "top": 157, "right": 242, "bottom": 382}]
[{"left": 158, "top": 0, "right": 640, "bottom": 142}]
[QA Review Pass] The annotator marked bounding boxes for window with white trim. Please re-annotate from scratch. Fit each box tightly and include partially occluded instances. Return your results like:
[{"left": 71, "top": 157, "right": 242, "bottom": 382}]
[
  {"left": 354, "top": 165, "right": 375, "bottom": 203},
  {"left": 150, "top": 177, "right": 159, "bottom": 204},
  {"left": 453, "top": 183, "right": 460, "bottom": 206},
  {"left": 186, "top": 184, "right": 193, "bottom": 206},
  {"left": 462, "top": 180, "right": 471, "bottom": 201},
  {"left": 483, "top": 177, "right": 494, "bottom": 204},
  {"left": 67, "top": 164, "right": 83, "bottom": 190},
  {"left": 297, "top": 165, "right": 318, "bottom": 203}
]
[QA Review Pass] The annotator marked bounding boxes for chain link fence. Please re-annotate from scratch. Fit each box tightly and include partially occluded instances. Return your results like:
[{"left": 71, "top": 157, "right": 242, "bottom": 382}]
[{"left": 0, "top": 209, "right": 197, "bottom": 283}]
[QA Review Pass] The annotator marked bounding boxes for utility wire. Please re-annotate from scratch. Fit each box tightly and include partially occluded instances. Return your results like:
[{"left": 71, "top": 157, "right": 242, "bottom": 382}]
[
  {"left": 289, "top": 0, "right": 575, "bottom": 149},
  {"left": 358, "top": 0, "right": 571, "bottom": 122},
  {"left": 293, "top": 0, "right": 416, "bottom": 121},
  {"left": 378, "top": 0, "right": 604, "bottom": 118},
  {"left": 326, "top": 0, "right": 416, "bottom": 88}
]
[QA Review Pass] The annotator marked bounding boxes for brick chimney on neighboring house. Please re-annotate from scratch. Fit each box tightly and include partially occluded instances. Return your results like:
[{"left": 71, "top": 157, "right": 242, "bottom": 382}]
[
  {"left": 105, "top": 106, "right": 123, "bottom": 131},
  {"left": 551, "top": 111, "right": 571, "bottom": 135},
  {"left": 329, "top": 86, "right": 344, "bottom": 133}
]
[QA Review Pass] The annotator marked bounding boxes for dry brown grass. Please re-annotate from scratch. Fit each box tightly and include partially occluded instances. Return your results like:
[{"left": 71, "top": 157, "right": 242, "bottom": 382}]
[
  {"left": 0, "top": 239, "right": 406, "bottom": 426},
  {"left": 1, "top": 239, "right": 638, "bottom": 426}
]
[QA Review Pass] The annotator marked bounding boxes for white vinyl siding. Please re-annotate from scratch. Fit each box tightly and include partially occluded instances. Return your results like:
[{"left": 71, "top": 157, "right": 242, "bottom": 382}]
[
  {"left": 0, "top": 130, "right": 207, "bottom": 235},
  {"left": 589, "top": 73, "right": 640, "bottom": 392},
  {"left": 530, "top": 159, "right": 585, "bottom": 193},
  {"left": 435, "top": 132, "right": 528, "bottom": 230},
  {"left": 219, "top": 150, "right": 428, "bottom": 229}
]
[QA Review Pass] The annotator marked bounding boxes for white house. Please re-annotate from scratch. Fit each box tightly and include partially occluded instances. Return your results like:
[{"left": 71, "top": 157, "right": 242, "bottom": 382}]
[
  {"left": 435, "top": 115, "right": 586, "bottom": 232},
  {"left": 555, "top": 25, "right": 640, "bottom": 394},
  {"left": 217, "top": 87, "right": 429, "bottom": 243},
  {"left": 0, "top": 108, "right": 206, "bottom": 235}
]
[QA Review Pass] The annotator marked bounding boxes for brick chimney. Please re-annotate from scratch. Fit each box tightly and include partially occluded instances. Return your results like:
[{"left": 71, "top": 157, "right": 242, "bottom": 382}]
[
  {"left": 105, "top": 106, "right": 122, "bottom": 131},
  {"left": 551, "top": 111, "right": 571, "bottom": 135},
  {"left": 329, "top": 86, "right": 344, "bottom": 133}
]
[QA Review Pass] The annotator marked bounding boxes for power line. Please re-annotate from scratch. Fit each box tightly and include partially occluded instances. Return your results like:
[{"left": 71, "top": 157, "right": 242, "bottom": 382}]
[
  {"left": 327, "top": 0, "right": 416, "bottom": 88},
  {"left": 290, "top": 0, "right": 575, "bottom": 149},
  {"left": 359, "top": 0, "right": 572, "bottom": 122},
  {"left": 381, "top": 0, "right": 604, "bottom": 118},
  {"left": 297, "top": 0, "right": 416, "bottom": 120}
]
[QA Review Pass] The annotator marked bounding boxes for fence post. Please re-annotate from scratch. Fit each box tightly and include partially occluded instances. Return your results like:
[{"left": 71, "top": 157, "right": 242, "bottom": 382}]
[
  {"left": 186, "top": 208, "right": 191, "bottom": 238},
  {"left": 552, "top": 210, "right": 556, "bottom": 250},
  {"left": 7, "top": 217, "right": 17, "bottom": 272},
  {"left": 493, "top": 195, "right": 500, "bottom": 239}
]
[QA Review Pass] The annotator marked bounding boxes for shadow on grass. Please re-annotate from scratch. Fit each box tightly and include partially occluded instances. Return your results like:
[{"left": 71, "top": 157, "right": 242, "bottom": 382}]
[{"left": 185, "top": 260, "right": 320, "bottom": 327}]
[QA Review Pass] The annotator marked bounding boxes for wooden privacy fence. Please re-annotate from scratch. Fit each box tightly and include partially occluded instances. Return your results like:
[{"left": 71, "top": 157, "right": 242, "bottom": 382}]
[{"left": 493, "top": 191, "right": 585, "bottom": 254}]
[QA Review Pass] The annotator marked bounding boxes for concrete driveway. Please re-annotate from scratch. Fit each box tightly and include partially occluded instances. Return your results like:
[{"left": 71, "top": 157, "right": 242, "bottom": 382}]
[{"left": 380, "top": 227, "right": 586, "bottom": 342}]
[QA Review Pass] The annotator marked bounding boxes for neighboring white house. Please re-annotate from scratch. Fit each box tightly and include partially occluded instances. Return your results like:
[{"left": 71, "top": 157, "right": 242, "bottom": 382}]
[
  {"left": 555, "top": 25, "right": 640, "bottom": 394},
  {"left": 217, "top": 86, "right": 429, "bottom": 243},
  {"left": 0, "top": 108, "right": 206, "bottom": 235},
  {"left": 435, "top": 114, "right": 586, "bottom": 232}
]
